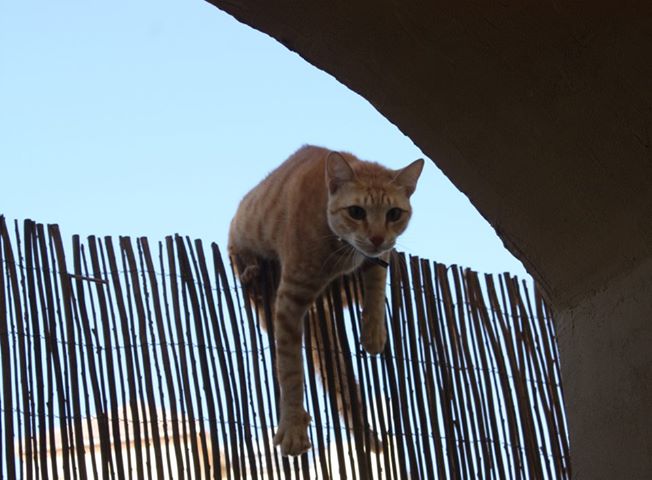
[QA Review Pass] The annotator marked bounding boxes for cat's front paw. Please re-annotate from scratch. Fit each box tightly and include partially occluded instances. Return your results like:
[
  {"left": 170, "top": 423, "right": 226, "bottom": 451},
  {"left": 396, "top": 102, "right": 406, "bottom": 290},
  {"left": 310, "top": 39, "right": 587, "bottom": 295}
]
[
  {"left": 273, "top": 411, "right": 312, "bottom": 456},
  {"left": 361, "top": 323, "right": 387, "bottom": 355}
]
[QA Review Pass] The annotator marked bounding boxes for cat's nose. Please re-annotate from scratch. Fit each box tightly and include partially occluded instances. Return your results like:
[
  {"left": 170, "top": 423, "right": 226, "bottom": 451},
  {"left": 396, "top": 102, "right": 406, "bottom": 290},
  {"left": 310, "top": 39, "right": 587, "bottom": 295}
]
[{"left": 369, "top": 235, "right": 384, "bottom": 248}]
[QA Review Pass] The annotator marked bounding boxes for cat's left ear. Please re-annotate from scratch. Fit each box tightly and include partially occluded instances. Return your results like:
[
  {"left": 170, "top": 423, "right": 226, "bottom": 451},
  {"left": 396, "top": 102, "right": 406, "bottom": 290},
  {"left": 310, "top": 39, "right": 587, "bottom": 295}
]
[
  {"left": 393, "top": 159, "right": 425, "bottom": 197},
  {"left": 326, "top": 151, "right": 355, "bottom": 194}
]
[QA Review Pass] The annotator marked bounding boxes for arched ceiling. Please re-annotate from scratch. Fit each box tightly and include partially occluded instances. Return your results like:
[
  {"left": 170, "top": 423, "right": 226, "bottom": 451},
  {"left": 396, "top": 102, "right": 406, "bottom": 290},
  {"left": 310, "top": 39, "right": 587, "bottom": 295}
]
[{"left": 207, "top": 0, "right": 652, "bottom": 308}]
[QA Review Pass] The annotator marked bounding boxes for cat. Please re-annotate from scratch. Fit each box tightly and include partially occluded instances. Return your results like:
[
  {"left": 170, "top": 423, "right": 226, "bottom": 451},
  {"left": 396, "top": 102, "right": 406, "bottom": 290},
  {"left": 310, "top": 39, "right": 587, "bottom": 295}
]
[{"left": 228, "top": 145, "right": 423, "bottom": 456}]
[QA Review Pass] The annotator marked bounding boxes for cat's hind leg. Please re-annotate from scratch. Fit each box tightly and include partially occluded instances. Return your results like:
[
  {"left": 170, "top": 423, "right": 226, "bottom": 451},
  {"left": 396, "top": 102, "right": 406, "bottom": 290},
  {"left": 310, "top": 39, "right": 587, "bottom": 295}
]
[
  {"left": 308, "top": 298, "right": 383, "bottom": 453},
  {"left": 229, "top": 248, "right": 261, "bottom": 288}
]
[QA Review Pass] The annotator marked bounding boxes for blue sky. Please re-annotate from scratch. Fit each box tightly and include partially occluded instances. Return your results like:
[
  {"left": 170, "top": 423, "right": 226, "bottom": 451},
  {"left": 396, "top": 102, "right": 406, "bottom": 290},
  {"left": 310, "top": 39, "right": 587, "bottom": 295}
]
[{"left": 0, "top": 0, "right": 527, "bottom": 278}]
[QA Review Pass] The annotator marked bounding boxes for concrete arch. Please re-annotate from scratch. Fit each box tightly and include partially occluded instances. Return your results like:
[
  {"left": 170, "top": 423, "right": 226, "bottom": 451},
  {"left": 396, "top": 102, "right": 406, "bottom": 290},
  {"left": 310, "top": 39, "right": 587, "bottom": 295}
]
[{"left": 207, "top": 2, "right": 652, "bottom": 477}]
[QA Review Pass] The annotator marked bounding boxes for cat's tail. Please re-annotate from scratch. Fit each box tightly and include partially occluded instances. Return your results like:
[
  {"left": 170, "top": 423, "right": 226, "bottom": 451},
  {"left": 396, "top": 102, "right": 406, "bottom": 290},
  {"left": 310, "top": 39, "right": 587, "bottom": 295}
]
[
  {"left": 307, "top": 284, "right": 384, "bottom": 454},
  {"left": 231, "top": 255, "right": 383, "bottom": 454}
]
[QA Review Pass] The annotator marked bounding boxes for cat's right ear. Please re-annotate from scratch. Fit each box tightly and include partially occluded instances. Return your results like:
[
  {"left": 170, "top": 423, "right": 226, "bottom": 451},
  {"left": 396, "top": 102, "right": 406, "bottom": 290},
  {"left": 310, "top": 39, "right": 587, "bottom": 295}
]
[{"left": 326, "top": 152, "right": 355, "bottom": 194}]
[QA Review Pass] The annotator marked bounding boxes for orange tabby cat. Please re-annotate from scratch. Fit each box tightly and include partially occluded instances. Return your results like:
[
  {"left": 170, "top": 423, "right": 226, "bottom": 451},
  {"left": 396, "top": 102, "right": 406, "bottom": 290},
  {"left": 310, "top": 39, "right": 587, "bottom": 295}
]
[{"left": 228, "top": 145, "right": 423, "bottom": 456}]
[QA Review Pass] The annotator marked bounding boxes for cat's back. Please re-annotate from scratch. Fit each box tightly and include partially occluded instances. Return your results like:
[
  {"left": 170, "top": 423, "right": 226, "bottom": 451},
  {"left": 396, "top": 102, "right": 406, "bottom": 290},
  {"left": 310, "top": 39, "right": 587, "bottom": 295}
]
[
  {"left": 242, "top": 144, "right": 328, "bottom": 206},
  {"left": 228, "top": 145, "right": 332, "bottom": 257}
]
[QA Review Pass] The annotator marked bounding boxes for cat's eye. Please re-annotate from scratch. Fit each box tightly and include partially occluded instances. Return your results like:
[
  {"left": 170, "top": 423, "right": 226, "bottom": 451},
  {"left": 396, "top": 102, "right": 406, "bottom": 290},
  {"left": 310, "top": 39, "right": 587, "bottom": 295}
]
[
  {"left": 347, "top": 206, "right": 366, "bottom": 220},
  {"left": 386, "top": 208, "right": 402, "bottom": 222}
]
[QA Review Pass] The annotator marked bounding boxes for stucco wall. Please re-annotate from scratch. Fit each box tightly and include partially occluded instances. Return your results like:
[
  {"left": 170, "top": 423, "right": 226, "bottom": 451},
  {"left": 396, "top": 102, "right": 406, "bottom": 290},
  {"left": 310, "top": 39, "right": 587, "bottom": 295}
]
[
  {"left": 205, "top": 1, "right": 652, "bottom": 476},
  {"left": 555, "top": 258, "right": 652, "bottom": 479}
]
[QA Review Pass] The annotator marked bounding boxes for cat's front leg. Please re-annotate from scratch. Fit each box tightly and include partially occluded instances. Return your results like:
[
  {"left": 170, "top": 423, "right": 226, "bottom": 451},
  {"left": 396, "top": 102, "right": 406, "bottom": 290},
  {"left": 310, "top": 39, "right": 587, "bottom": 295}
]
[
  {"left": 360, "top": 257, "right": 389, "bottom": 354},
  {"left": 272, "top": 275, "right": 315, "bottom": 456}
]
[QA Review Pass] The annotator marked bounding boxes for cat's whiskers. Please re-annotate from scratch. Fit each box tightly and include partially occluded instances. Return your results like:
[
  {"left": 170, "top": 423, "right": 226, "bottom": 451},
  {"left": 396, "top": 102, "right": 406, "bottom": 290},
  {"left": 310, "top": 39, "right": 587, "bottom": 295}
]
[
  {"left": 304, "top": 233, "right": 342, "bottom": 255},
  {"left": 319, "top": 241, "right": 355, "bottom": 274},
  {"left": 339, "top": 243, "right": 361, "bottom": 272},
  {"left": 329, "top": 246, "right": 356, "bottom": 277}
]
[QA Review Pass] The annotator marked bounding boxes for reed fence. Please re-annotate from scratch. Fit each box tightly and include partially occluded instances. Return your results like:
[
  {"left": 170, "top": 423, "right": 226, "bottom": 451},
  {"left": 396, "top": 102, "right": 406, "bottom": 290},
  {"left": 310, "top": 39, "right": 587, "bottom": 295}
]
[{"left": 0, "top": 216, "right": 570, "bottom": 479}]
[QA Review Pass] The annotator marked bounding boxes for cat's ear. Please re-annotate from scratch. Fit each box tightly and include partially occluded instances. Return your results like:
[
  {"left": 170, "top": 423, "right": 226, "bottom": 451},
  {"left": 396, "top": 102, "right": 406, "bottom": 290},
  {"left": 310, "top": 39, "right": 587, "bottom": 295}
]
[
  {"left": 393, "top": 159, "right": 424, "bottom": 197},
  {"left": 326, "top": 151, "right": 355, "bottom": 194}
]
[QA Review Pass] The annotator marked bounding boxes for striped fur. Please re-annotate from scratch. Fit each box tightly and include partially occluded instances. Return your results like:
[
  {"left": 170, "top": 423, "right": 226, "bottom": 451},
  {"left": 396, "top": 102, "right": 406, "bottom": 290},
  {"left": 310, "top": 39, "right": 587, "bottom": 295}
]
[{"left": 228, "top": 145, "right": 423, "bottom": 456}]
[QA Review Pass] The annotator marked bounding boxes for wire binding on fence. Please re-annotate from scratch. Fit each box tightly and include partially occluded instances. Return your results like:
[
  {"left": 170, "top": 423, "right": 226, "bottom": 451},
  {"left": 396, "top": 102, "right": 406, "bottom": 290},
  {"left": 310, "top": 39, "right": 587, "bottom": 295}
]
[{"left": 0, "top": 216, "right": 570, "bottom": 479}]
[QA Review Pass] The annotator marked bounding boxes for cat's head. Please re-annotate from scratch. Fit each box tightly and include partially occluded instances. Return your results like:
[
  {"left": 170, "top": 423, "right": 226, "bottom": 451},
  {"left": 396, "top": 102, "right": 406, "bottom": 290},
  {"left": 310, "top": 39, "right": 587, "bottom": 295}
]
[{"left": 325, "top": 151, "right": 424, "bottom": 258}]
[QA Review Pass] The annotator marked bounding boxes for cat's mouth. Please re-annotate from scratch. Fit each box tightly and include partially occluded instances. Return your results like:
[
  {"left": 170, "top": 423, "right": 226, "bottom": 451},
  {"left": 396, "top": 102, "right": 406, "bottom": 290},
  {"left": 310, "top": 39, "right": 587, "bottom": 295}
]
[
  {"left": 337, "top": 237, "right": 390, "bottom": 268},
  {"left": 361, "top": 247, "right": 386, "bottom": 257},
  {"left": 361, "top": 241, "right": 394, "bottom": 257},
  {"left": 353, "top": 240, "right": 393, "bottom": 263}
]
